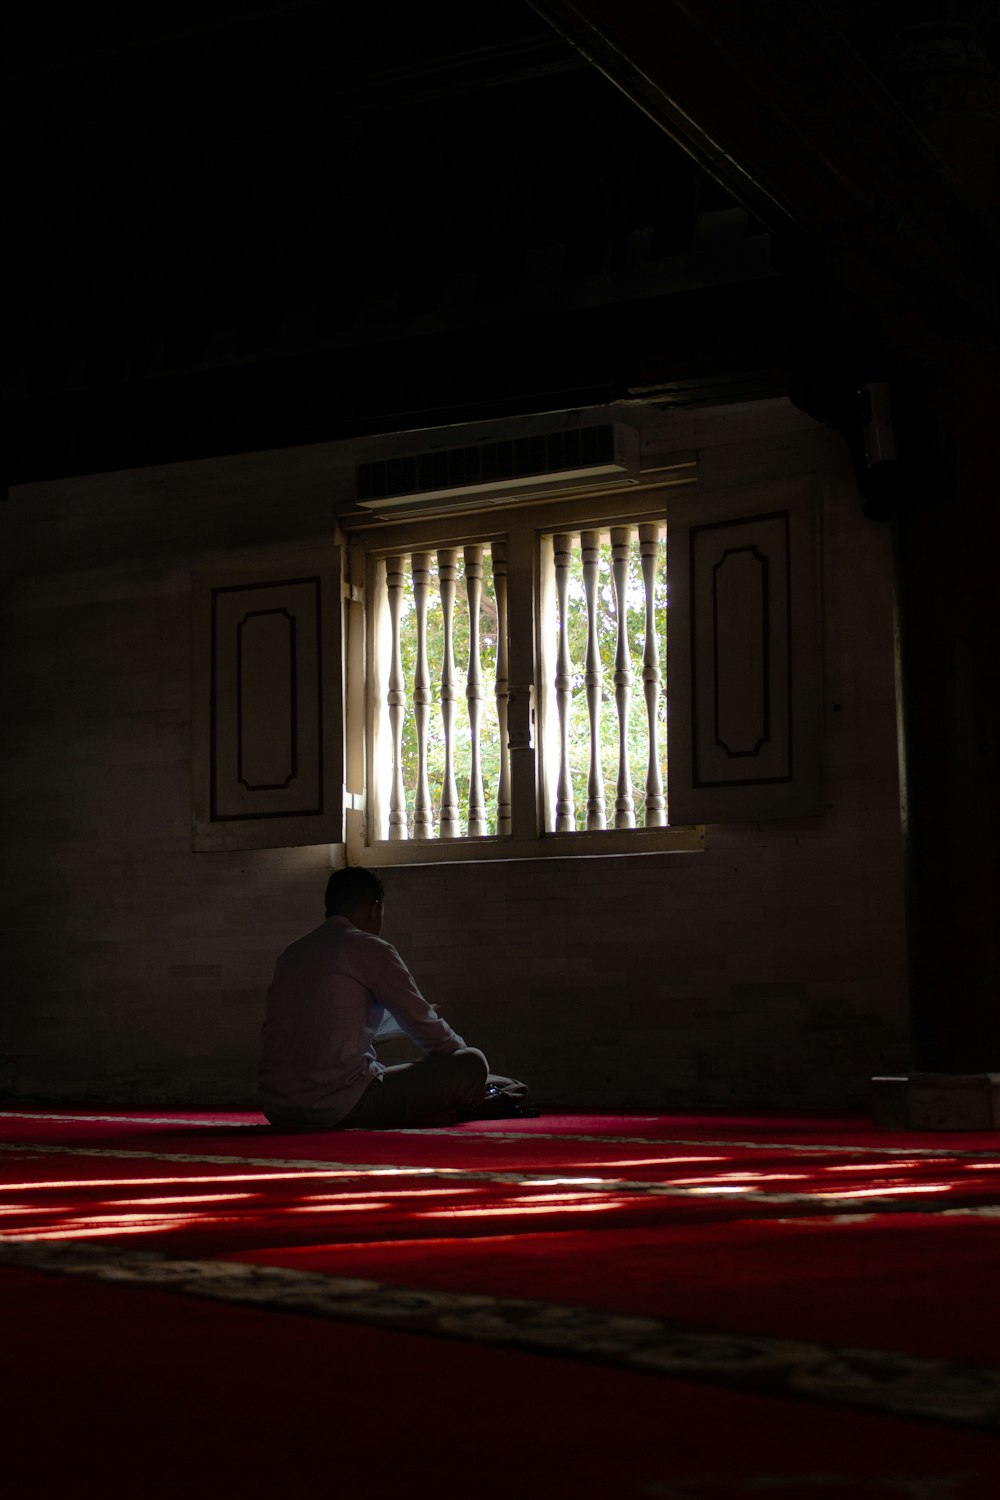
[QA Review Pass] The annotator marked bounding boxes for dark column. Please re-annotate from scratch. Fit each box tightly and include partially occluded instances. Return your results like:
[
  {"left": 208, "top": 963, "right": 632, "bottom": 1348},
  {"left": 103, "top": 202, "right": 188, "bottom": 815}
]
[
  {"left": 894, "top": 340, "right": 1000, "bottom": 1073},
  {"left": 879, "top": 12, "right": 1000, "bottom": 1114}
]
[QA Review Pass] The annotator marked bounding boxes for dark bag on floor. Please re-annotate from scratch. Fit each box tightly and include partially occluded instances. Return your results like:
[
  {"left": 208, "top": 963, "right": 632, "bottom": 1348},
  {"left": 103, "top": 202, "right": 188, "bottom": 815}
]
[{"left": 458, "top": 1075, "right": 540, "bottom": 1121}]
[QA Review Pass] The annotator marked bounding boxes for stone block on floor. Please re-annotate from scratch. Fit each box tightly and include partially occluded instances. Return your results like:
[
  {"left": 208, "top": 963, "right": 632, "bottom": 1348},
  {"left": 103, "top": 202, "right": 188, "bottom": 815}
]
[{"left": 872, "top": 1072, "right": 1000, "bottom": 1131}]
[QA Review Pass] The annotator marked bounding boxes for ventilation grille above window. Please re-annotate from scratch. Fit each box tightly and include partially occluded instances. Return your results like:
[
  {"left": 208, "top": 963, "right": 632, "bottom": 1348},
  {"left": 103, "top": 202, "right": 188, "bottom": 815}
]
[{"left": 356, "top": 422, "right": 639, "bottom": 513}]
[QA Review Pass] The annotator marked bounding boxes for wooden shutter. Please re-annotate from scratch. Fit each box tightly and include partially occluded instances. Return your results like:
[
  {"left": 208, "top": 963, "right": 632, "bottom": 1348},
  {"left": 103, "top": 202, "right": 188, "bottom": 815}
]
[
  {"left": 667, "top": 475, "right": 821, "bottom": 823},
  {"left": 192, "top": 543, "right": 344, "bottom": 851}
]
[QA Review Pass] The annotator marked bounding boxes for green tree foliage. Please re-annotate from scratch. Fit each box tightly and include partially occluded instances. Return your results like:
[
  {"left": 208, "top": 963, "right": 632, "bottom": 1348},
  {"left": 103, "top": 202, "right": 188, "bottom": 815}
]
[
  {"left": 396, "top": 552, "right": 502, "bottom": 836},
  {"left": 562, "top": 533, "right": 667, "bottom": 829},
  {"left": 392, "top": 533, "right": 667, "bottom": 836}
]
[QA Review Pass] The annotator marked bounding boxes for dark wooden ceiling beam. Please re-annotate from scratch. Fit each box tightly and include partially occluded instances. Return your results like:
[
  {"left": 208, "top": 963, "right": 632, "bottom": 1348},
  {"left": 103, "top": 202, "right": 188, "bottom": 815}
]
[{"left": 530, "top": 0, "right": 1000, "bottom": 340}]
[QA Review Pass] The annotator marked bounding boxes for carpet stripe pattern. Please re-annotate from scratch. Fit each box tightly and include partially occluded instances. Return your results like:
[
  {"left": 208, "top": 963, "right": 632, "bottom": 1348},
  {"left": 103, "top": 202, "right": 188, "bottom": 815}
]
[
  {"left": 4, "top": 1137, "right": 1000, "bottom": 1219},
  {"left": 2, "top": 1238, "right": 1000, "bottom": 1432}
]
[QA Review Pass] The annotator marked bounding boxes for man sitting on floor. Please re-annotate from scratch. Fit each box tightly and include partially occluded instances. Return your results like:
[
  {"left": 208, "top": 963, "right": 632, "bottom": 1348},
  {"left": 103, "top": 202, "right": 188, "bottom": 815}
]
[{"left": 259, "top": 867, "right": 494, "bottom": 1130}]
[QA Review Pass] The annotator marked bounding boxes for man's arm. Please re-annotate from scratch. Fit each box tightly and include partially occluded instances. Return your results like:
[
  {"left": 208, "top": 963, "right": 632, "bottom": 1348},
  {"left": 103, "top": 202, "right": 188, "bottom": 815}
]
[{"left": 364, "top": 936, "right": 467, "bottom": 1053}]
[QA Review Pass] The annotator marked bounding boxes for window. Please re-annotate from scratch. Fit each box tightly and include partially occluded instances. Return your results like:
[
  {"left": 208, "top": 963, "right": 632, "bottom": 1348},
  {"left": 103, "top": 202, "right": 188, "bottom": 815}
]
[
  {"left": 192, "top": 464, "right": 823, "bottom": 858},
  {"left": 344, "top": 478, "right": 701, "bottom": 864}
]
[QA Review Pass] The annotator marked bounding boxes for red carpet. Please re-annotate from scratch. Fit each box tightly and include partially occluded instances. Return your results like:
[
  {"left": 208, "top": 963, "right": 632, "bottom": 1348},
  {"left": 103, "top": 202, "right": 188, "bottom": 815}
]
[
  {"left": 2, "top": 1108, "right": 999, "bottom": 1497},
  {"left": 10, "top": 1262, "right": 1000, "bottom": 1500}
]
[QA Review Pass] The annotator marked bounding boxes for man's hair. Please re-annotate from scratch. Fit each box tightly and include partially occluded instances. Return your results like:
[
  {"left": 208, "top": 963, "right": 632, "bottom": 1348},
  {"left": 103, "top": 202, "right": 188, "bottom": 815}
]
[{"left": 325, "top": 867, "right": 384, "bottom": 917}]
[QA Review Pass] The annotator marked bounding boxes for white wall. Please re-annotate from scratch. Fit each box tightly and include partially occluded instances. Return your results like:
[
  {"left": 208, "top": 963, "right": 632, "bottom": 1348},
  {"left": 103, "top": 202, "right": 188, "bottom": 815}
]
[{"left": 0, "top": 403, "right": 910, "bottom": 1108}]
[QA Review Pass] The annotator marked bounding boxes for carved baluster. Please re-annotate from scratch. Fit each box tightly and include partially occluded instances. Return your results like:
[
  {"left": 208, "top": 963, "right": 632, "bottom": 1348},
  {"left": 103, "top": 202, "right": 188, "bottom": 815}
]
[
  {"left": 492, "top": 541, "right": 512, "bottom": 836},
  {"left": 611, "top": 526, "right": 635, "bottom": 828},
  {"left": 411, "top": 551, "right": 434, "bottom": 839},
  {"left": 386, "top": 557, "right": 409, "bottom": 840},
  {"left": 553, "top": 532, "right": 576, "bottom": 832},
  {"left": 464, "top": 546, "right": 487, "bottom": 835},
  {"left": 438, "top": 549, "right": 461, "bottom": 838},
  {"left": 639, "top": 523, "right": 666, "bottom": 827},
  {"left": 581, "top": 529, "right": 607, "bottom": 830}
]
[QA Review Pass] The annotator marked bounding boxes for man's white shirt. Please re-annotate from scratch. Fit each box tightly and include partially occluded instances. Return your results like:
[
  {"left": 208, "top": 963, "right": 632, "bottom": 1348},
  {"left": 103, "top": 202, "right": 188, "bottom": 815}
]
[{"left": 258, "top": 915, "right": 466, "bottom": 1121}]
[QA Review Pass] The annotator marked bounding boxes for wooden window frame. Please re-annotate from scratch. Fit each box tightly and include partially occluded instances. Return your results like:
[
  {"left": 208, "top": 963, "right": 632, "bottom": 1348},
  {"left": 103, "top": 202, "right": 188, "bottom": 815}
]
[{"left": 342, "top": 474, "right": 704, "bottom": 866}]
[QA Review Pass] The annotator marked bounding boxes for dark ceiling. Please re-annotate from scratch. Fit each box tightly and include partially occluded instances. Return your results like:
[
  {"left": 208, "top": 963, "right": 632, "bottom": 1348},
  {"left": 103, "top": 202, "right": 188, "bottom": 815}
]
[
  {"left": 8, "top": 3, "right": 735, "bottom": 357},
  {"left": 5, "top": 1, "right": 998, "bottom": 481}
]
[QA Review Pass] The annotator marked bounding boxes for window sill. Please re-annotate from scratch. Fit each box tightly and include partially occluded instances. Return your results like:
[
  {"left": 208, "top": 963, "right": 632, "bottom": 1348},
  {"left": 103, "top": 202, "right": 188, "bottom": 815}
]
[{"left": 348, "top": 819, "right": 704, "bottom": 865}]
